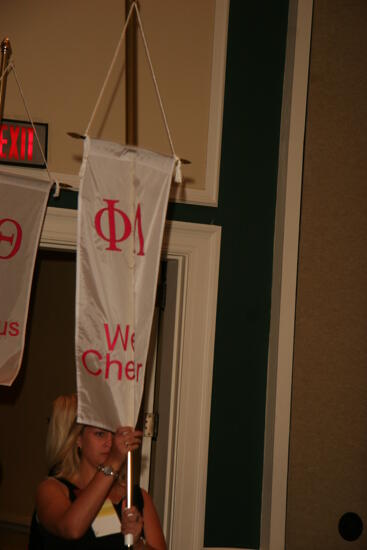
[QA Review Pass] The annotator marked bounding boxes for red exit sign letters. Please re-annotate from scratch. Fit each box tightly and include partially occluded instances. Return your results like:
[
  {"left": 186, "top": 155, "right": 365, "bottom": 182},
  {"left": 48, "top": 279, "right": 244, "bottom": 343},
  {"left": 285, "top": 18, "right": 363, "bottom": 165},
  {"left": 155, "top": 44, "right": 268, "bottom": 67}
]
[{"left": 0, "top": 118, "right": 48, "bottom": 168}]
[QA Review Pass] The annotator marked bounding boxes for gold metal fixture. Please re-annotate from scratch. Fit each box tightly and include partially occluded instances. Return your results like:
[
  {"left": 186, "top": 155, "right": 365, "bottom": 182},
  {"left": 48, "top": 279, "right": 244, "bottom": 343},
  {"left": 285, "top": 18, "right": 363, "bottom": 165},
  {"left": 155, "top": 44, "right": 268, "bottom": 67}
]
[{"left": 0, "top": 37, "right": 12, "bottom": 122}]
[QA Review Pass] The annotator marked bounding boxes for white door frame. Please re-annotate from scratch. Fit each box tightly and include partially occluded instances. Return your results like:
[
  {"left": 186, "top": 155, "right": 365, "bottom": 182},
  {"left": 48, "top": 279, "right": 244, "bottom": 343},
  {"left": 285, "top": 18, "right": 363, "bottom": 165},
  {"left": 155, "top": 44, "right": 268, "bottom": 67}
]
[
  {"left": 40, "top": 208, "right": 221, "bottom": 549},
  {"left": 260, "top": 1, "right": 314, "bottom": 549}
]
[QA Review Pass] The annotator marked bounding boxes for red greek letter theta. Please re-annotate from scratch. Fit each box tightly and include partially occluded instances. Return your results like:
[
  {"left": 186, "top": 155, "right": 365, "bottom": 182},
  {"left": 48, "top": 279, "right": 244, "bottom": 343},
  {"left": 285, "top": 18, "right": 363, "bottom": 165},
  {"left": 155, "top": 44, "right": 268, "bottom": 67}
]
[{"left": 0, "top": 218, "right": 22, "bottom": 259}]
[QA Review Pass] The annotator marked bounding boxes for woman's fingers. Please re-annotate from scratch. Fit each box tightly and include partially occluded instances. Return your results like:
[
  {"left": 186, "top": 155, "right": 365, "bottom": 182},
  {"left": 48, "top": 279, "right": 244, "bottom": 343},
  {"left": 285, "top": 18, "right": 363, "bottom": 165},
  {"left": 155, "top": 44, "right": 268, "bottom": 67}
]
[
  {"left": 121, "top": 505, "right": 143, "bottom": 542},
  {"left": 106, "top": 427, "right": 143, "bottom": 467},
  {"left": 115, "top": 427, "right": 143, "bottom": 453},
  {"left": 122, "top": 507, "right": 142, "bottom": 525}
]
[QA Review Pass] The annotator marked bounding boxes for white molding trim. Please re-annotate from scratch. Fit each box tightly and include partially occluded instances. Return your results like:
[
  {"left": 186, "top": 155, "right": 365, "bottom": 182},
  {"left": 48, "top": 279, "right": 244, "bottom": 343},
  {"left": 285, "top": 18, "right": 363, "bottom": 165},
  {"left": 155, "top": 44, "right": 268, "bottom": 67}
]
[
  {"left": 41, "top": 207, "right": 78, "bottom": 249},
  {"left": 40, "top": 209, "right": 221, "bottom": 550},
  {"left": 160, "top": 254, "right": 185, "bottom": 541},
  {"left": 162, "top": 222, "right": 221, "bottom": 548},
  {"left": 260, "top": 1, "right": 313, "bottom": 549},
  {"left": 203, "top": 0, "right": 229, "bottom": 206}
]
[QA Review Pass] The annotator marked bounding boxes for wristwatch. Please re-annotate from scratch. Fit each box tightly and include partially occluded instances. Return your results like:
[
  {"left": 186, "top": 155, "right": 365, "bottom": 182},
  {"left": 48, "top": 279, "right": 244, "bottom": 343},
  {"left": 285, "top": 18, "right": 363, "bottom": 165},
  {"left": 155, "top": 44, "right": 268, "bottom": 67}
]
[{"left": 97, "top": 464, "right": 119, "bottom": 480}]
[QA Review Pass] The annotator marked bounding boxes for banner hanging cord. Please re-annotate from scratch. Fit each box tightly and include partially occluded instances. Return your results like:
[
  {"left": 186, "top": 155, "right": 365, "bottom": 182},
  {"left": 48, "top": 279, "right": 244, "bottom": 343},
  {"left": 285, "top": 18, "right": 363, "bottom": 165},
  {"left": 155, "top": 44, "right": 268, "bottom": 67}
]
[
  {"left": 84, "top": 1, "right": 135, "bottom": 137},
  {"left": 0, "top": 61, "right": 60, "bottom": 197},
  {"left": 0, "top": 60, "right": 12, "bottom": 85},
  {"left": 133, "top": 6, "right": 181, "bottom": 181},
  {"left": 84, "top": 1, "right": 182, "bottom": 183}
]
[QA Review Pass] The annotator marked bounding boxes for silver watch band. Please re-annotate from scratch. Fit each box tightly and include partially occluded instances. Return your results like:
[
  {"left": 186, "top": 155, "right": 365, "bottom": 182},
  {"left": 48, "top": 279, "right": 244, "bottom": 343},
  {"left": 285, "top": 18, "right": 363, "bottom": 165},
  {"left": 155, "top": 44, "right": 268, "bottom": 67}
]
[{"left": 97, "top": 463, "right": 119, "bottom": 480}]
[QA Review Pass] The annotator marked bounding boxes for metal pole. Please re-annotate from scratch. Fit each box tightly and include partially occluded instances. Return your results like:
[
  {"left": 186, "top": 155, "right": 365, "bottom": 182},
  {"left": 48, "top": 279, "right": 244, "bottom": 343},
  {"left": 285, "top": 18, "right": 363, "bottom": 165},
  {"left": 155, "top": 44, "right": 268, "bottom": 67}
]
[
  {"left": 125, "top": 1, "right": 138, "bottom": 145},
  {"left": 0, "top": 37, "right": 12, "bottom": 122},
  {"left": 124, "top": 7, "right": 137, "bottom": 545},
  {"left": 124, "top": 450, "right": 134, "bottom": 548}
]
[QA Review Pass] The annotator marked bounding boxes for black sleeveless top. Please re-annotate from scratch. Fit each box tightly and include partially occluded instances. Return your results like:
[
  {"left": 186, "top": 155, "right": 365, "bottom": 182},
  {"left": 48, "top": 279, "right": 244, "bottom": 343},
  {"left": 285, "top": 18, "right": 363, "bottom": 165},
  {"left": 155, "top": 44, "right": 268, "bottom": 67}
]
[{"left": 28, "top": 478, "right": 144, "bottom": 549}]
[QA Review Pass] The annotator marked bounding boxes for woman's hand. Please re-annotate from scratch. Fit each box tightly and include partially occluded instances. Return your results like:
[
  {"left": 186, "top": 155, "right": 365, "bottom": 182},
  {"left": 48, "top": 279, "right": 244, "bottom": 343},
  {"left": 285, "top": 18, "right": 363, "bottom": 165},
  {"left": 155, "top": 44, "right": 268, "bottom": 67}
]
[
  {"left": 121, "top": 504, "right": 144, "bottom": 545},
  {"left": 106, "top": 426, "right": 142, "bottom": 471}
]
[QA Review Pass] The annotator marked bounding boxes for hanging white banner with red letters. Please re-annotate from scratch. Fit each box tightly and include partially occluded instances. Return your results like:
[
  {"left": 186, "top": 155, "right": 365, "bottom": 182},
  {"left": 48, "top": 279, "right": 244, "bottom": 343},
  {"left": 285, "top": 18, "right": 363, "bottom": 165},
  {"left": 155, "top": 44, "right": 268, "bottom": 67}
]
[
  {"left": 0, "top": 171, "right": 52, "bottom": 385},
  {"left": 76, "top": 138, "right": 175, "bottom": 431}
]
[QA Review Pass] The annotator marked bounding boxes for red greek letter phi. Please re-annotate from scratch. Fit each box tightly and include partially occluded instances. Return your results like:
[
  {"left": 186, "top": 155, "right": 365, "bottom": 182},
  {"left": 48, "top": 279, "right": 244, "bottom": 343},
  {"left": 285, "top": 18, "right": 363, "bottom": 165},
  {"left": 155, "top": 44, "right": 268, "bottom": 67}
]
[{"left": 94, "top": 199, "right": 145, "bottom": 255}]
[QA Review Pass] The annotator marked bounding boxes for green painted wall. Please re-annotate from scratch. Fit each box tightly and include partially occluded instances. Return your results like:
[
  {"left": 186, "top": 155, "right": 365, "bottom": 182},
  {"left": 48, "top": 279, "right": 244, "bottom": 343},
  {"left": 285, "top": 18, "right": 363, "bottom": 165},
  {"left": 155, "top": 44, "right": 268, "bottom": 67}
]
[
  {"left": 48, "top": 1, "right": 289, "bottom": 546},
  {"left": 202, "top": 3, "right": 289, "bottom": 547}
]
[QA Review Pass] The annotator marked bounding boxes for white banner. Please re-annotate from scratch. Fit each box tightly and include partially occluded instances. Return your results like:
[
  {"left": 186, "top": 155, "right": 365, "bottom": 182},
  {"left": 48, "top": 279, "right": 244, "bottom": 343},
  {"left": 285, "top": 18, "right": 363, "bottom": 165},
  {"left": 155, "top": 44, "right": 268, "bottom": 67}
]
[
  {"left": 76, "top": 138, "right": 175, "bottom": 431},
  {"left": 0, "top": 171, "right": 51, "bottom": 385}
]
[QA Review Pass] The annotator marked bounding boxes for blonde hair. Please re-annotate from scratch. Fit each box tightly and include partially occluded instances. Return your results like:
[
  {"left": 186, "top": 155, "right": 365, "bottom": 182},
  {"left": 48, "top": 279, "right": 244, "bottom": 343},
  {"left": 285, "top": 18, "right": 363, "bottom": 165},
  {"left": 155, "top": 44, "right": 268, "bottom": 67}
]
[{"left": 46, "top": 394, "right": 84, "bottom": 479}]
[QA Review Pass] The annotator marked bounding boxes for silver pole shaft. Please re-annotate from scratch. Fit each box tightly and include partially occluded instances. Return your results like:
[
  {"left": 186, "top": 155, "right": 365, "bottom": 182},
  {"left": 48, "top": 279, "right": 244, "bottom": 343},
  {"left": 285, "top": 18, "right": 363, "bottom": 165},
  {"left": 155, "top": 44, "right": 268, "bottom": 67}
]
[{"left": 124, "top": 450, "right": 134, "bottom": 547}]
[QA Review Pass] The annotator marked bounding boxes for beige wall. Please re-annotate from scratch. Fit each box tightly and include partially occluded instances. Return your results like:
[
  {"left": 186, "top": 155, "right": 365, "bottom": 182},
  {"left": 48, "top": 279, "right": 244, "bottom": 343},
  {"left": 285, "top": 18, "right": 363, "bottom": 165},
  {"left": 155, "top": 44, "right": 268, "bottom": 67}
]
[
  {"left": 286, "top": 1, "right": 367, "bottom": 548},
  {"left": 1, "top": 0, "right": 215, "bottom": 192}
]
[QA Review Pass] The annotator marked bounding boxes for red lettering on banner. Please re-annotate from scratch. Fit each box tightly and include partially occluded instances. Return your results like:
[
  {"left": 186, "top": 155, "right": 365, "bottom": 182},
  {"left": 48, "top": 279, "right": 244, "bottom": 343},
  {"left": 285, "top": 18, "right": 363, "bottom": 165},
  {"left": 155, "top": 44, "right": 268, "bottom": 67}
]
[
  {"left": 95, "top": 199, "right": 131, "bottom": 251},
  {"left": 94, "top": 199, "right": 145, "bottom": 255},
  {"left": 0, "top": 320, "right": 20, "bottom": 337},
  {"left": 104, "top": 323, "right": 134, "bottom": 352},
  {"left": 82, "top": 349, "right": 103, "bottom": 376},
  {"left": 134, "top": 204, "right": 145, "bottom": 256},
  {"left": 81, "top": 349, "right": 142, "bottom": 381},
  {"left": 125, "top": 360, "right": 135, "bottom": 380},
  {"left": 105, "top": 354, "right": 123, "bottom": 380},
  {"left": 0, "top": 321, "right": 7, "bottom": 336},
  {"left": 0, "top": 218, "right": 22, "bottom": 259},
  {"left": 9, "top": 321, "right": 20, "bottom": 336}
]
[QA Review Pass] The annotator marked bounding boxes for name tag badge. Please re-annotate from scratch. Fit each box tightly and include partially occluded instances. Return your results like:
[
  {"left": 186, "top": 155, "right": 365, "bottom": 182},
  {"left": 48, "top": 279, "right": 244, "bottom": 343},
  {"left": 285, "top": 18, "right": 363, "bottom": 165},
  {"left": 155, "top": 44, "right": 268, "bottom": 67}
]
[{"left": 91, "top": 499, "right": 121, "bottom": 537}]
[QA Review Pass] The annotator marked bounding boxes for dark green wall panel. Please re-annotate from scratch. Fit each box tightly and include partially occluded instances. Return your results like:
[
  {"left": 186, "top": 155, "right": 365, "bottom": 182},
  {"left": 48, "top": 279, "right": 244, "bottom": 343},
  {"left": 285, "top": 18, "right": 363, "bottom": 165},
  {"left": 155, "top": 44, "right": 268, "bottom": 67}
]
[{"left": 203, "top": 1, "right": 289, "bottom": 547}]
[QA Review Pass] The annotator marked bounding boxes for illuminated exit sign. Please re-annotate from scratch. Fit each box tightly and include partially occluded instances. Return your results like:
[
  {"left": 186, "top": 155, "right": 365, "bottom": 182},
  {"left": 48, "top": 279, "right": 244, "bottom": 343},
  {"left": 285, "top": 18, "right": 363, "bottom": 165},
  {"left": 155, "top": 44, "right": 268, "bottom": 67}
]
[{"left": 0, "top": 118, "right": 48, "bottom": 168}]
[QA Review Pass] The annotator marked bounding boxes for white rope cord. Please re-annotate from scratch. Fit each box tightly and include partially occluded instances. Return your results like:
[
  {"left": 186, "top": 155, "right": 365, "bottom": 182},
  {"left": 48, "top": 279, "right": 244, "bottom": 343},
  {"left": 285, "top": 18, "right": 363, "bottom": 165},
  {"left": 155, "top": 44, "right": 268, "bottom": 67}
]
[
  {"left": 133, "top": 6, "right": 178, "bottom": 160},
  {"left": 5, "top": 61, "right": 60, "bottom": 197},
  {"left": 0, "top": 61, "right": 13, "bottom": 83},
  {"left": 84, "top": 1, "right": 135, "bottom": 136},
  {"left": 84, "top": 1, "right": 182, "bottom": 182}
]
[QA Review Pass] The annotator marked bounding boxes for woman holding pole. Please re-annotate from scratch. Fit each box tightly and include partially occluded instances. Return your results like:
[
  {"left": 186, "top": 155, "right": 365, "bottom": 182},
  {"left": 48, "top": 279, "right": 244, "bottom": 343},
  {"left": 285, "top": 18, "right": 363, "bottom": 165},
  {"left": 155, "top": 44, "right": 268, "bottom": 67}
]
[{"left": 29, "top": 394, "right": 166, "bottom": 549}]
